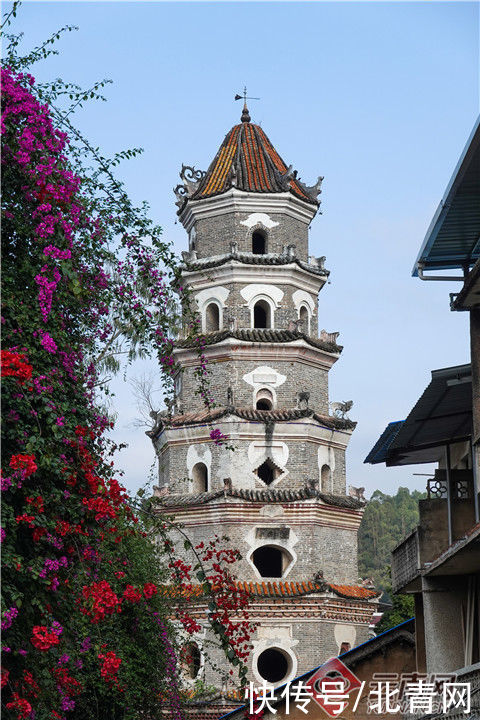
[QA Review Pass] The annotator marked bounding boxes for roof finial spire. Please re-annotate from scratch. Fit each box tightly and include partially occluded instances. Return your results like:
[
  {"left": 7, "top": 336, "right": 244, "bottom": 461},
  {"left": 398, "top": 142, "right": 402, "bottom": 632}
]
[
  {"left": 241, "top": 86, "right": 250, "bottom": 123},
  {"left": 234, "top": 87, "right": 260, "bottom": 123}
]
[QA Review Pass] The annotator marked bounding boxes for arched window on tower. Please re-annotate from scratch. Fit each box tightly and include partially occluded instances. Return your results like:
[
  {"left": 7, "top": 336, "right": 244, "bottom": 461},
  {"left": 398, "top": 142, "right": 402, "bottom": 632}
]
[
  {"left": 182, "top": 642, "right": 201, "bottom": 680},
  {"left": 205, "top": 302, "right": 220, "bottom": 332},
  {"left": 252, "top": 546, "right": 291, "bottom": 578},
  {"left": 321, "top": 464, "right": 331, "bottom": 493},
  {"left": 192, "top": 462, "right": 208, "bottom": 493},
  {"left": 299, "top": 306, "right": 309, "bottom": 334},
  {"left": 253, "top": 300, "right": 271, "bottom": 329},
  {"left": 255, "top": 388, "right": 274, "bottom": 410},
  {"left": 252, "top": 230, "right": 267, "bottom": 254}
]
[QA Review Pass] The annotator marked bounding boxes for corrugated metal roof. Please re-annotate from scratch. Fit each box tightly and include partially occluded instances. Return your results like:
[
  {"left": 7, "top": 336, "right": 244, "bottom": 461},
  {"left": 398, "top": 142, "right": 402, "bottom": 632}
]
[
  {"left": 413, "top": 116, "right": 480, "bottom": 275},
  {"left": 365, "top": 364, "right": 472, "bottom": 466},
  {"left": 364, "top": 421, "right": 404, "bottom": 464}
]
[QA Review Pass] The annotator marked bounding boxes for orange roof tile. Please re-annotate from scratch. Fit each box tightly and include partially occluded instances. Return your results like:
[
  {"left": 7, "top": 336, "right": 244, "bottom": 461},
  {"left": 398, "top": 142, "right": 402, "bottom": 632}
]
[
  {"left": 329, "top": 584, "right": 379, "bottom": 599},
  {"left": 187, "top": 121, "right": 318, "bottom": 207},
  {"left": 158, "top": 581, "right": 379, "bottom": 601}
]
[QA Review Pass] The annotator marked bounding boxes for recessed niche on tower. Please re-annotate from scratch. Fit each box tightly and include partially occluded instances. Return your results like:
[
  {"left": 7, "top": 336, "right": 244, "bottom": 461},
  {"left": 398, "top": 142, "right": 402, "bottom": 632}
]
[
  {"left": 257, "top": 648, "right": 291, "bottom": 684},
  {"left": 253, "top": 300, "right": 271, "bottom": 329},
  {"left": 255, "top": 388, "right": 274, "bottom": 410},
  {"left": 255, "top": 457, "right": 282, "bottom": 485},
  {"left": 320, "top": 464, "right": 331, "bottom": 493},
  {"left": 299, "top": 305, "right": 309, "bottom": 333},
  {"left": 205, "top": 302, "right": 220, "bottom": 332},
  {"left": 182, "top": 642, "right": 201, "bottom": 680},
  {"left": 252, "top": 545, "right": 292, "bottom": 578},
  {"left": 252, "top": 230, "right": 267, "bottom": 254},
  {"left": 191, "top": 462, "right": 208, "bottom": 493}
]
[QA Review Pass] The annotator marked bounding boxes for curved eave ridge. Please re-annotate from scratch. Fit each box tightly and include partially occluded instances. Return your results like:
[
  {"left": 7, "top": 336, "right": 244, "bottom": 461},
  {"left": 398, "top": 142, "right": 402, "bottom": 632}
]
[
  {"left": 157, "top": 580, "right": 379, "bottom": 601},
  {"left": 175, "top": 329, "right": 342, "bottom": 355},
  {"left": 174, "top": 122, "right": 323, "bottom": 212},
  {"left": 180, "top": 251, "right": 330, "bottom": 278},
  {"left": 153, "top": 483, "right": 364, "bottom": 510},
  {"left": 147, "top": 405, "right": 356, "bottom": 437}
]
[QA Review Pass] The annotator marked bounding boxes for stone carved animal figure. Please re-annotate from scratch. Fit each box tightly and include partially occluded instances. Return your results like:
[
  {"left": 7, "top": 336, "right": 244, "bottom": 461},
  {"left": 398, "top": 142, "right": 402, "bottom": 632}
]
[
  {"left": 348, "top": 485, "right": 366, "bottom": 502},
  {"left": 330, "top": 400, "right": 353, "bottom": 419}
]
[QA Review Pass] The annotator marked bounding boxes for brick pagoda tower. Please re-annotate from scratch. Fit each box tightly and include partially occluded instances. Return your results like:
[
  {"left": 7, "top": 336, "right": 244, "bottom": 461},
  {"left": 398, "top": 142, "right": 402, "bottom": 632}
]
[{"left": 150, "top": 100, "right": 378, "bottom": 689}]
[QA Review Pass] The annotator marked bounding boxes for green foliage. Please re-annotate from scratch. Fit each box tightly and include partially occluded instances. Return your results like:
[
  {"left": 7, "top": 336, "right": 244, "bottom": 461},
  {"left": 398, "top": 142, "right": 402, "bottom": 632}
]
[
  {"left": 375, "top": 577, "right": 415, "bottom": 634},
  {"left": 358, "top": 488, "right": 423, "bottom": 634},
  {"left": 358, "top": 487, "right": 425, "bottom": 594},
  {"left": 1, "top": 7, "right": 249, "bottom": 717}
]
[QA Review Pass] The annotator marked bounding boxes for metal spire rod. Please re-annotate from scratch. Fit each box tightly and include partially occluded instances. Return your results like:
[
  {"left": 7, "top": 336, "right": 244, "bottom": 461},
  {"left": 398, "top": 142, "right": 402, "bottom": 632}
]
[{"left": 234, "top": 86, "right": 260, "bottom": 102}]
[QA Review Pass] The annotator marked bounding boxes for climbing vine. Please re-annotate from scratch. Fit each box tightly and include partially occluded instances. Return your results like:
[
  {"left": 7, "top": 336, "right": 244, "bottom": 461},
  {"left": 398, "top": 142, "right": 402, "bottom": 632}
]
[{"left": 1, "top": 8, "right": 250, "bottom": 718}]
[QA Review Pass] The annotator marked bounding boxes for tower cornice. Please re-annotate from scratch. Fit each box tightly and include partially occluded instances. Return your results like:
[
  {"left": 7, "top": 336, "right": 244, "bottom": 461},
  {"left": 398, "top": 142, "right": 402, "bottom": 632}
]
[
  {"left": 179, "top": 189, "right": 318, "bottom": 232},
  {"left": 173, "top": 335, "right": 341, "bottom": 371},
  {"left": 182, "top": 260, "right": 327, "bottom": 296},
  {"left": 152, "top": 413, "right": 354, "bottom": 450},
  {"left": 181, "top": 252, "right": 328, "bottom": 280}
]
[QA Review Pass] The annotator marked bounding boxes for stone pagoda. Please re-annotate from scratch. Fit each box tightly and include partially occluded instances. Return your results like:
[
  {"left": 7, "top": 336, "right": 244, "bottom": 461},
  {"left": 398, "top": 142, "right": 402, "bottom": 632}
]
[{"left": 150, "top": 100, "right": 378, "bottom": 689}]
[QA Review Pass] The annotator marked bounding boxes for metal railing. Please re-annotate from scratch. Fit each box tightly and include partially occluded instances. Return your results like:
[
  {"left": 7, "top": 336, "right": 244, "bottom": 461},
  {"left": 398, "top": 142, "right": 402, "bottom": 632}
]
[{"left": 405, "top": 662, "right": 480, "bottom": 719}]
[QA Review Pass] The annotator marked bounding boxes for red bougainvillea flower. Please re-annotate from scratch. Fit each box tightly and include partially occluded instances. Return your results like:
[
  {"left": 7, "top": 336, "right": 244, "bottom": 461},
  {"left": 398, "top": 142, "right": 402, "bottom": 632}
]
[
  {"left": 30, "top": 625, "right": 60, "bottom": 651},
  {"left": 1, "top": 350, "right": 33, "bottom": 384},
  {"left": 122, "top": 585, "right": 142, "bottom": 603},
  {"left": 9, "top": 454, "right": 38, "bottom": 478},
  {"left": 21, "top": 669, "right": 40, "bottom": 699},
  {"left": 82, "top": 496, "right": 117, "bottom": 521},
  {"left": 98, "top": 651, "right": 122, "bottom": 687},
  {"left": 1, "top": 667, "right": 9, "bottom": 687},
  {"left": 6, "top": 692, "right": 33, "bottom": 719},
  {"left": 80, "top": 580, "right": 121, "bottom": 623},
  {"left": 52, "top": 667, "right": 82, "bottom": 696},
  {"left": 143, "top": 582, "right": 157, "bottom": 599}
]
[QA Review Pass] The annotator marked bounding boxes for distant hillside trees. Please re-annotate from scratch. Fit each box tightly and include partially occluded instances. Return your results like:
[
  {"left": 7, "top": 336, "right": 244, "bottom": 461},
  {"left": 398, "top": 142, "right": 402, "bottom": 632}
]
[{"left": 358, "top": 487, "right": 425, "bottom": 593}]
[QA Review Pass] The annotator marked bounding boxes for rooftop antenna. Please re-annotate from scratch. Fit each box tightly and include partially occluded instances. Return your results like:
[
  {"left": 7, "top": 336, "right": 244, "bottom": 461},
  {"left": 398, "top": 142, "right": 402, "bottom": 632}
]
[{"left": 234, "top": 86, "right": 260, "bottom": 123}]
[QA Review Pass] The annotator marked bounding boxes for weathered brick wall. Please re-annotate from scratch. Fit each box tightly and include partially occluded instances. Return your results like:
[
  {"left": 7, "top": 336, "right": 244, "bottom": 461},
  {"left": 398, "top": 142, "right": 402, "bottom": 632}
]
[
  {"left": 155, "top": 425, "right": 347, "bottom": 494},
  {"left": 175, "top": 358, "right": 329, "bottom": 415},
  {"left": 219, "top": 282, "right": 319, "bottom": 333},
  {"left": 158, "top": 501, "right": 359, "bottom": 585},
  {"left": 193, "top": 212, "right": 309, "bottom": 261},
  {"left": 176, "top": 612, "right": 371, "bottom": 688},
  {"left": 185, "top": 278, "right": 319, "bottom": 335}
]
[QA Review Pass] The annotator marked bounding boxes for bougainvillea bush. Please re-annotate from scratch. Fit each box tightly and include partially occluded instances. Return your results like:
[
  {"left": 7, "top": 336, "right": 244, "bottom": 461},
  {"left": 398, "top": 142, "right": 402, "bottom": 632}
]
[{"left": 1, "top": 14, "right": 250, "bottom": 719}]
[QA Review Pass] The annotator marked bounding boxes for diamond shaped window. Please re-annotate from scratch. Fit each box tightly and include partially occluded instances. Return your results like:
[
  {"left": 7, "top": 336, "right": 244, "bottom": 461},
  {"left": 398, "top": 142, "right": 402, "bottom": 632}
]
[{"left": 255, "top": 458, "right": 282, "bottom": 486}]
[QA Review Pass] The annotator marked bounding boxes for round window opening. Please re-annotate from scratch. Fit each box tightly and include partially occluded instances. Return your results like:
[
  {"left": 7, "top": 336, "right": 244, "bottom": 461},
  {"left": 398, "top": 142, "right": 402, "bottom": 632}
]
[{"left": 257, "top": 648, "right": 291, "bottom": 684}]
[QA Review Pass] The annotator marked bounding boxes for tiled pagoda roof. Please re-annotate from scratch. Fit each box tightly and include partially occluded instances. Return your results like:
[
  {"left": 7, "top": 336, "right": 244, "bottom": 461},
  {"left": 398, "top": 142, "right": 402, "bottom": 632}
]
[
  {"left": 175, "top": 110, "right": 323, "bottom": 213},
  {"left": 154, "top": 482, "right": 364, "bottom": 510},
  {"left": 189, "top": 121, "right": 319, "bottom": 206},
  {"left": 175, "top": 329, "right": 342, "bottom": 355},
  {"left": 151, "top": 406, "right": 355, "bottom": 433},
  {"left": 182, "top": 251, "right": 329, "bottom": 277},
  {"left": 158, "top": 580, "right": 378, "bottom": 600}
]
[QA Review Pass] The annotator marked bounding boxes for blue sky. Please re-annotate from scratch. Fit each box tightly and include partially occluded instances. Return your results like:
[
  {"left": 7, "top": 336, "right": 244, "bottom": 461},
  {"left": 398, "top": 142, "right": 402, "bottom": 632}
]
[{"left": 10, "top": 1, "right": 479, "bottom": 496}]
